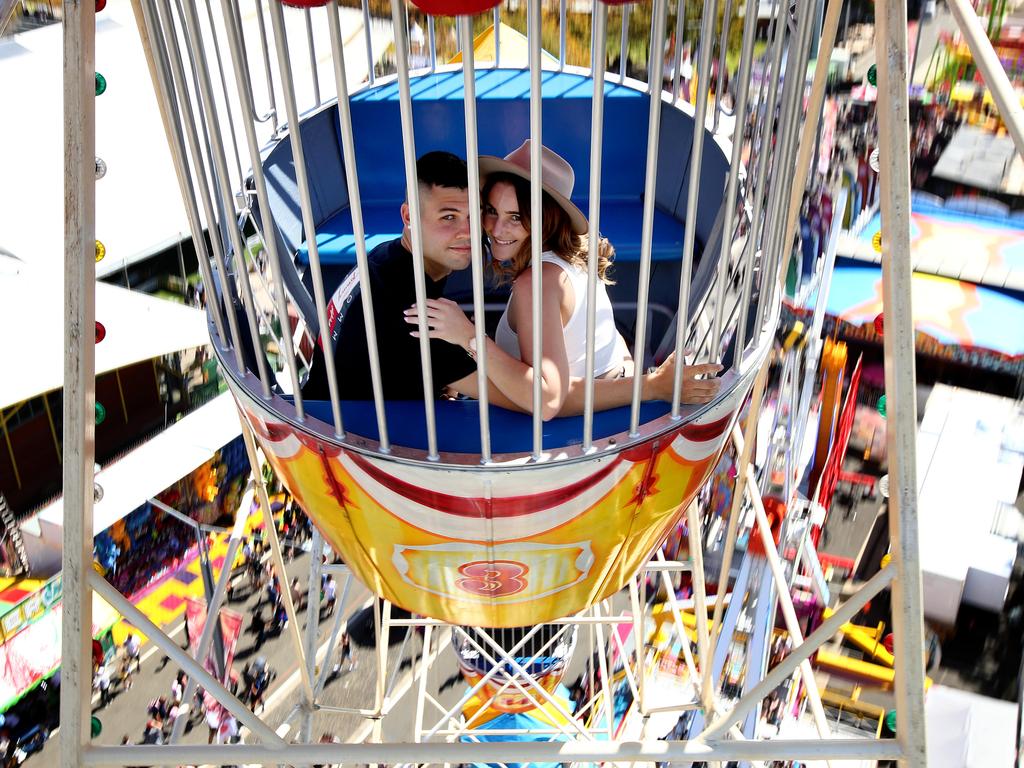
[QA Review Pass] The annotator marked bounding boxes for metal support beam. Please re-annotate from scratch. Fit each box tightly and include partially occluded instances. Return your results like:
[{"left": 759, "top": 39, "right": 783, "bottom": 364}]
[
  {"left": 300, "top": 527, "right": 325, "bottom": 743},
  {"left": 709, "top": 360, "right": 769, "bottom": 657},
  {"left": 61, "top": 0, "right": 96, "bottom": 766},
  {"left": 685, "top": 500, "right": 714, "bottom": 713},
  {"left": 83, "top": 737, "right": 904, "bottom": 765},
  {"left": 237, "top": 411, "right": 316, "bottom": 705},
  {"left": 947, "top": 0, "right": 1024, "bottom": 158},
  {"left": 874, "top": 0, "right": 930, "bottom": 762},
  {"left": 170, "top": 508, "right": 247, "bottom": 743},
  {"left": 735, "top": 427, "right": 833, "bottom": 745}
]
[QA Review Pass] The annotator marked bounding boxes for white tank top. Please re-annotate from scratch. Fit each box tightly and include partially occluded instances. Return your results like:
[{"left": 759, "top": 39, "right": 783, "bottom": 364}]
[{"left": 495, "top": 252, "right": 623, "bottom": 378}]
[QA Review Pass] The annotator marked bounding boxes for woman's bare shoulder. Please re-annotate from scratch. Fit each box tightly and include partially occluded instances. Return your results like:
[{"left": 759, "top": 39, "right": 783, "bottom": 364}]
[{"left": 512, "top": 261, "right": 572, "bottom": 294}]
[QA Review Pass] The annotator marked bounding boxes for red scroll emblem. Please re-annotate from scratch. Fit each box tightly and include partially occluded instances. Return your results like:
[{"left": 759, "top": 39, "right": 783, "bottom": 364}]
[
  {"left": 456, "top": 561, "right": 529, "bottom": 598},
  {"left": 393, "top": 542, "right": 593, "bottom": 606}
]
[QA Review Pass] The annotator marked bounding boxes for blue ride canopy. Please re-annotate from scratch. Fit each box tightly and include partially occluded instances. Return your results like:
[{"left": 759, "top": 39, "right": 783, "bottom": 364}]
[
  {"left": 287, "top": 68, "right": 727, "bottom": 267},
  {"left": 253, "top": 68, "right": 731, "bottom": 341}
]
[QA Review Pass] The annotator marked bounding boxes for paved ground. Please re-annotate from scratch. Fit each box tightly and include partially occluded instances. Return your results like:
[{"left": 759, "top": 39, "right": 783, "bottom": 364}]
[{"left": 28, "top": 548, "right": 382, "bottom": 765}]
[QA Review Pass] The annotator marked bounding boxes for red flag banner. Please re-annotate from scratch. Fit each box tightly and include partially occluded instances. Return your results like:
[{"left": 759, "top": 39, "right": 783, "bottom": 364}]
[
  {"left": 815, "top": 354, "right": 863, "bottom": 514},
  {"left": 184, "top": 597, "right": 244, "bottom": 683}
]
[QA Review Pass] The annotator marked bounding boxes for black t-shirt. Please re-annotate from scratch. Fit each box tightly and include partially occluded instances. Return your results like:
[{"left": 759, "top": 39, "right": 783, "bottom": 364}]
[{"left": 302, "top": 238, "right": 477, "bottom": 401}]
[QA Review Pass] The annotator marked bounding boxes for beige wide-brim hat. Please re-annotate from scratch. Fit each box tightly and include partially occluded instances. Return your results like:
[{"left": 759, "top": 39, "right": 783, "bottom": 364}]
[{"left": 478, "top": 140, "right": 589, "bottom": 235}]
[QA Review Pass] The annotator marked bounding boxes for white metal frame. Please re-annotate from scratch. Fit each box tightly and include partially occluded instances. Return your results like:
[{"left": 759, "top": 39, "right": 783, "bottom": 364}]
[{"left": 60, "top": 0, "right": 928, "bottom": 765}]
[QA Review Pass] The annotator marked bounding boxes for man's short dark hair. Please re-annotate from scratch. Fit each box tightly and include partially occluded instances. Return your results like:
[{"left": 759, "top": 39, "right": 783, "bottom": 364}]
[{"left": 416, "top": 151, "right": 468, "bottom": 191}]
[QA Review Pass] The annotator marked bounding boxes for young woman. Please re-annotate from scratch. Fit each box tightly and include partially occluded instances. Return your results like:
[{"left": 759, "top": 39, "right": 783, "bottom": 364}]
[
  {"left": 404, "top": 140, "right": 720, "bottom": 419},
  {"left": 402, "top": 141, "right": 622, "bottom": 420}
]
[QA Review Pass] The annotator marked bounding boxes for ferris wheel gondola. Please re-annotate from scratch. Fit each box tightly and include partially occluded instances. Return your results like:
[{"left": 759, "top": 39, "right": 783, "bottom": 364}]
[{"left": 217, "top": 56, "right": 775, "bottom": 626}]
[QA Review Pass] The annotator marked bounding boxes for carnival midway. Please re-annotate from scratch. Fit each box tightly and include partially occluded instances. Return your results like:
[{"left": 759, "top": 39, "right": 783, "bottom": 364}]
[{"left": 1, "top": 0, "right": 1024, "bottom": 764}]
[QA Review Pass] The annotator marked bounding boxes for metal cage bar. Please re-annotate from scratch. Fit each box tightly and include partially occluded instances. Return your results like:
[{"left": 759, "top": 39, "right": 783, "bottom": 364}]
[
  {"left": 304, "top": 6, "right": 320, "bottom": 107},
  {"left": 201, "top": 0, "right": 244, "bottom": 190},
  {"left": 761, "top": 0, "right": 816, "bottom": 328},
  {"left": 460, "top": 20, "right": 493, "bottom": 463},
  {"left": 131, "top": 0, "right": 230, "bottom": 349},
  {"left": 583, "top": 4, "right": 608, "bottom": 452},
  {"left": 267, "top": 0, "right": 346, "bottom": 434},
  {"left": 628, "top": 0, "right": 669, "bottom": 435},
  {"left": 176, "top": 0, "right": 273, "bottom": 399},
  {"left": 220, "top": 0, "right": 305, "bottom": 417},
  {"left": 732, "top": 0, "right": 788, "bottom": 356},
  {"left": 251, "top": 0, "right": 279, "bottom": 135},
  {"left": 492, "top": 5, "right": 500, "bottom": 66},
  {"left": 428, "top": 14, "right": 437, "bottom": 71},
  {"left": 528, "top": 0, "right": 544, "bottom": 458},
  {"left": 712, "top": 0, "right": 735, "bottom": 133},
  {"left": 391, "top": 0, "right": 440, "bottom": 460},
  {"left": 559, "top": 0, "right": 567, "bottom": 70},
  {"left": 361, "top": 0, "right": 375, "bottom": 85},
  {"left": 671, "top": 0, "right": 718, "bottom": 416},
  {"left": 326, "top": 0, "right": 391, "bottom": 448},
  {"left": 671, "top": 0, "right": 686, "bottom": 104},
  {"left": 619, "top": 4, "right": 630, "bottom": 80},
  {"left": 709, "top": 0, "right": 759, "bottom": 356},
  {"left": 144, "top": 0, "right": 245, "bottom": 371}
]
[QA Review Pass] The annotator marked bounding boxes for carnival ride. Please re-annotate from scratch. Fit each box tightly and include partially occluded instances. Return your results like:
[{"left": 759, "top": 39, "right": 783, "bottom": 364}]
[{"left": 56, "top": 0, "right": 954, "bottom": 764}]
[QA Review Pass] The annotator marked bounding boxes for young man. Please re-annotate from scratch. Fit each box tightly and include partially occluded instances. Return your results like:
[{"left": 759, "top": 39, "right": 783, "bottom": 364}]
[
  {"left": 303, "top": 151, "right": 720, "bottom": 411},
  {"left": 302, "top": 151, "right": 479, "bottom": 402}
]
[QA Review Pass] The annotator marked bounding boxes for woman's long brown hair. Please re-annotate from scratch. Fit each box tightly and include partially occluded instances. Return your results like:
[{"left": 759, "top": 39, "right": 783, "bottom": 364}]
[{"left": 483, "top": 172, "right": 615, "bottom": 286}]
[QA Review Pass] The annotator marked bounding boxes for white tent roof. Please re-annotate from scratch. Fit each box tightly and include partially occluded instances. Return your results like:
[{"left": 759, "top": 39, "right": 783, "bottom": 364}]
[
  {"left": 925, "top": 685, "right": 1017, "bottom": 767},
  {"left": 0, "top": 3, "right": 188, "bottom": 280},
  {"left": 0, "top": 258, "right": 211, "bottom": 407},
  {"left": 0, "top": 1, "right": 389, "bottom": 406},
  {"left": 36, "top": 392, "right": 242, "bottom": 536},
  {"left": 916, "top": 385, "right": 1023, "bottom": 622},
  {"left": 0, "top": 0, "right": 391, "bottom": 281}
]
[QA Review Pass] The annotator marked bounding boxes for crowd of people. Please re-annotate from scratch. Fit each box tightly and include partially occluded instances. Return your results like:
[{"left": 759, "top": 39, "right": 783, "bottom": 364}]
[
  {"left": 94, "top": 505, "right": 193, "bottom": 599},
  {"left": 87, "top": 491, "right": 340, "bottom": 751}
]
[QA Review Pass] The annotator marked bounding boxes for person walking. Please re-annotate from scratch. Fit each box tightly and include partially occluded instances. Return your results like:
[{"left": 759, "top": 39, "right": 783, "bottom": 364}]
[
  {"left": 250, "top": 607, "right": 267, "bottom": 650},
  {"left": 124, "top": 633, "right": 141, "bottom": 674},
  {"left": 322, "top": 576, "right": 337, "bottom": 617},
  {"left": 334, "top": 632, "right": 355, "bottom": 674},
  {"left": 170, "top": 671, "right": 186, "bottom": 706},
  {"left": 204, "top": 703, "right": 221, "bottom": 745},
  {"left": 216, "top": 711, "right": 239, "bottom": 744},
  {"left": 95, "top": 664, "right": 112, "bottom": 707}
]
